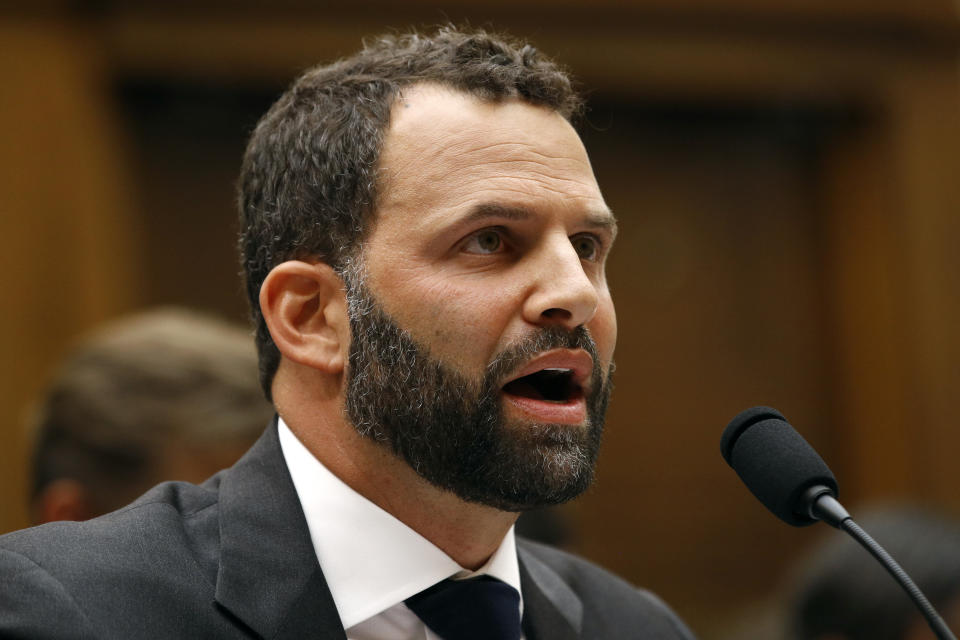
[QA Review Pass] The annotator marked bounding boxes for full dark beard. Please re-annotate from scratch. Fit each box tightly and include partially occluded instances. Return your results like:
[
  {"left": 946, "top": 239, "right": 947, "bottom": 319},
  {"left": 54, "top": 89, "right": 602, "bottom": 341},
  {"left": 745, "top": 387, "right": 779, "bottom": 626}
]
[{"left": 342, "top": 275, "right": 613, "bottom": 512}]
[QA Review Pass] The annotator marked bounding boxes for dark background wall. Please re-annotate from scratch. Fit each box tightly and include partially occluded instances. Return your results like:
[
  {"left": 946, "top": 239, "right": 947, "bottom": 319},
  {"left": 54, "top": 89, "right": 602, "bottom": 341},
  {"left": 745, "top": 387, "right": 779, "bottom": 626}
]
[{"left": 3, "top": 2, "right": 959, "bottom": 637}]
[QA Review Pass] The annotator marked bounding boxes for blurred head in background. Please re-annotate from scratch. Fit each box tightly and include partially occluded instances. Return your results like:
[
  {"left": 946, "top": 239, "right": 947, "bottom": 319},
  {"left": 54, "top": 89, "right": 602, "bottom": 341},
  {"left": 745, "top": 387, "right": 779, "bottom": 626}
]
[
  {"left": 28, "top": 307, "right": 272, "bottom": 524},
  {"left": 789, "top": 505, "right": 960, "bottom": 640}
]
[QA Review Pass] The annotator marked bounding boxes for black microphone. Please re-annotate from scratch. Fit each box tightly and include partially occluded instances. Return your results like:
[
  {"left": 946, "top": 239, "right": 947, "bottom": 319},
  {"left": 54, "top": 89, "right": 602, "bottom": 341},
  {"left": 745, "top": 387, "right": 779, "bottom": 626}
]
[{"left": 721, "top": 406, "right": 957, "bottom": 640}]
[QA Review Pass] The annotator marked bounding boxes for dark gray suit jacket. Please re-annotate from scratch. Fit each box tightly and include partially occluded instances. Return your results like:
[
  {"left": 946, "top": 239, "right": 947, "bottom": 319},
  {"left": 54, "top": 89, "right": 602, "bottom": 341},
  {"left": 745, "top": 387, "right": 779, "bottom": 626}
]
[{"left": 0, "top": 422, "right": 695, "bottom": 639}]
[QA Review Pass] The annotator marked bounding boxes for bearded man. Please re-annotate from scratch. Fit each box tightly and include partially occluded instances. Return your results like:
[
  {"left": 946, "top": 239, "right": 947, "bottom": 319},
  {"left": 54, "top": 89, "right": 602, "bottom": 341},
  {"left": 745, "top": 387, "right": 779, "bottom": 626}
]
[{"left": 0, "top": 27, "right": 695, "bottom": 640}]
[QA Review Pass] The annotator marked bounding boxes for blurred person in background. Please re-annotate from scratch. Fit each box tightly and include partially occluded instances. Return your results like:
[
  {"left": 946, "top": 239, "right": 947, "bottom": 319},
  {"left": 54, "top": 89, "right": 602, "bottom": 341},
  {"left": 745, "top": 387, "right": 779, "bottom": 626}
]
[
  {"left": 28, "top": 307, "right": 271, "bottom": 524},
  {"left": 788, "top": 505, "right": 960, "bottom": 640}
]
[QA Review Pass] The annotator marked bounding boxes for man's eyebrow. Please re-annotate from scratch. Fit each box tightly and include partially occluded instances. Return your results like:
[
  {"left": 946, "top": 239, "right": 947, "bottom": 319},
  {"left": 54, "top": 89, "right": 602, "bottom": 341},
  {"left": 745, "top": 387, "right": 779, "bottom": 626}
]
[
  {"left": 586, "top": 210, "right": 619, "bottom": 239},
  {"left": 462, "top": 203, "right": 535, "bottom": 223},
  {"left": 463, "top": 203, "right": 619, "bottom": 238}
]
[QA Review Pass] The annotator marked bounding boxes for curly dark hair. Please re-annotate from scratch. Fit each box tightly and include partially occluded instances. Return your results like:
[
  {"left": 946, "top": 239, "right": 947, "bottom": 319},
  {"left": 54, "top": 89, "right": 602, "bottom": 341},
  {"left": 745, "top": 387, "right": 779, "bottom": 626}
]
[{"left": 238, "top": 25, "right": 583, "bottom": 400}]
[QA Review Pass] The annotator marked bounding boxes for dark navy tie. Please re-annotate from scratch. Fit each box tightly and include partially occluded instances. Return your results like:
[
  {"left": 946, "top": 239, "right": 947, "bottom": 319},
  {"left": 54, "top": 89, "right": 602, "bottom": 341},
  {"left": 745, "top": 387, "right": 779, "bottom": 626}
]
[{"left": 405, "top": 575, "right": 522, "bottom": 640}]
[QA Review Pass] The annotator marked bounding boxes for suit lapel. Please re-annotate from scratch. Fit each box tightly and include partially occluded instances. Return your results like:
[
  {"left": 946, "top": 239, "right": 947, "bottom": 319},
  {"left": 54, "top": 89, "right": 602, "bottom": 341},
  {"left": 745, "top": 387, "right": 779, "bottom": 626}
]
[
  {"left": 518, "top": 543, "right": 582, "bottom": 640},
  {"left": 214, "top": 419, "right": 346, "bottom": 639}
]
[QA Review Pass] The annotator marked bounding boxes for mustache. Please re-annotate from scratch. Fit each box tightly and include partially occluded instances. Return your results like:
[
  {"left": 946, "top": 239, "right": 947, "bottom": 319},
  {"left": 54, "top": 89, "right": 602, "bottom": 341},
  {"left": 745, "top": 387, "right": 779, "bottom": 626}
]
[{"left": 484, "top": 325, "right": 602, "bottom": 388}]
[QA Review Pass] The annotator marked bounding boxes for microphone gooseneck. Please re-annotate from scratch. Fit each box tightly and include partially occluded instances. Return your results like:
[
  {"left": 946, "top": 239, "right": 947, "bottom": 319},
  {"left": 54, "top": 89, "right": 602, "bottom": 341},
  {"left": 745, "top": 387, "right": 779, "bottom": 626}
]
[
  {"left": 840, "top": 519, "right": 956, "bottom": 640},
  {"left": 721, "top": 406, "right": 957, "bottom": 640}
]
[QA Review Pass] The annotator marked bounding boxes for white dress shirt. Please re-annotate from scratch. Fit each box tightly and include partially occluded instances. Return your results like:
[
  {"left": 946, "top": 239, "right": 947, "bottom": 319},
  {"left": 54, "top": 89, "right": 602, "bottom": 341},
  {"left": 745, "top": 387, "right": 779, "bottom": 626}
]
[{"left": 277, "top": 418, "right": 524, "bottom": 640}]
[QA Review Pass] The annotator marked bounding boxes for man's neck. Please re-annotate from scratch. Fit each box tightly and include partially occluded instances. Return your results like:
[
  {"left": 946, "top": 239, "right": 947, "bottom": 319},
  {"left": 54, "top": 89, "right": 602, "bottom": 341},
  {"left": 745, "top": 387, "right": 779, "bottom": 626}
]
[{"left": 279, "top": 400, "right": 517, "bottom": 570}]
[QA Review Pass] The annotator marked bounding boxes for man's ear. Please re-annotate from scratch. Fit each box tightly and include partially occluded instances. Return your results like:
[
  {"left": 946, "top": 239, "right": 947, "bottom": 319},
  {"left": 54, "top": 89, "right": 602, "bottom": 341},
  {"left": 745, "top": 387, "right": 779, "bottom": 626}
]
[{"left": 259, "top": 260, "right": 349, "bottom": 374}]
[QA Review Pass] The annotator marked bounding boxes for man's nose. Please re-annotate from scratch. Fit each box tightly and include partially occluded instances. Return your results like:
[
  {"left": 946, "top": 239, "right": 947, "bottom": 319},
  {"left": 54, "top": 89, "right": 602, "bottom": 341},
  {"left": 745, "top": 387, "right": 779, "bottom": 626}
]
[{"left": 522, "top": 237, "right": 600, "bottom": 330}]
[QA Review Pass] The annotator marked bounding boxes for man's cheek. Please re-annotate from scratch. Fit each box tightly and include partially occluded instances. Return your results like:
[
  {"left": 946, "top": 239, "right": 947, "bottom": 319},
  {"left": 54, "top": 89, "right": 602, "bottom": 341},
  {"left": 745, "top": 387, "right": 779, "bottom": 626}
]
[{"left": 590, "top": 306, "right": 617, "bottom": 358}]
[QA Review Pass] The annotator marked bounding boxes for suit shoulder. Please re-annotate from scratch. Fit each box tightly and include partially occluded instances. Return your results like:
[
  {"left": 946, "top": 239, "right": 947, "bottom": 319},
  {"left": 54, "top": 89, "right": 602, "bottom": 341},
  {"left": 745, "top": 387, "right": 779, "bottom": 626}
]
[
  {"left": 0, "top": 479, "right": 224, "bottom": 637},
  {"left": 0, "top": 478, "right": 221, "bottom": 588},
  {"left": 517, "top": 537, "right": 697, "bottom": 639}
]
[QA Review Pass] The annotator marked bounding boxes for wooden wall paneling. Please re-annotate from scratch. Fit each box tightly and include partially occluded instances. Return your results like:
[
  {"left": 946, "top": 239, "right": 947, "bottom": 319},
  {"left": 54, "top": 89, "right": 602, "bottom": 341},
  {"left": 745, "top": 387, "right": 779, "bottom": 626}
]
[
  {"left": 0, "top": 20, "right": 143, "bottom": 533},
  {"left": 97, "top": 11, "right": 957, "bottom": 104},
  {"left": 816, "top": 108, "right": 918, "bottom": 504},
  {"left": 817, "top": 55, "right": 960, "bottom": 512},
  {"left": 117, "top": 82, "right": 273, "bottom": 321},
  {"left": 229, "top": 0, "right": 957, "bottom": 24},
  {"left": 885, "top": 66, "right": 960, "bottom": 511}
]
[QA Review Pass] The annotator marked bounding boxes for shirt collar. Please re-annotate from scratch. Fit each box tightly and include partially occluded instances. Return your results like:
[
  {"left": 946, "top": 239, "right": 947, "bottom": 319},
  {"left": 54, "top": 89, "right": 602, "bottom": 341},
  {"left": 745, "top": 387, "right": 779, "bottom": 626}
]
[{"left": 277, "top": 417, "right": 523, "bottom": 629}]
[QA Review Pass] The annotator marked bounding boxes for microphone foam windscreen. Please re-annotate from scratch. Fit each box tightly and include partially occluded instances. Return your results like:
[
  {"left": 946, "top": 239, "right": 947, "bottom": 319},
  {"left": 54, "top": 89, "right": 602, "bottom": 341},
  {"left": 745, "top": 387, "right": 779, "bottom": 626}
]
[{"left": 721, "top": 406, "right": 838, "bottom": 527}]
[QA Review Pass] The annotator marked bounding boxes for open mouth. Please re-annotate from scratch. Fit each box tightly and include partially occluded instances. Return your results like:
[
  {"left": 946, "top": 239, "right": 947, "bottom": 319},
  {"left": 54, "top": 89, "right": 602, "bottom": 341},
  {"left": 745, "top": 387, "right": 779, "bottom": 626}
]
[{"left": 501, "top": 368, "right": 584, "bottom": 404}]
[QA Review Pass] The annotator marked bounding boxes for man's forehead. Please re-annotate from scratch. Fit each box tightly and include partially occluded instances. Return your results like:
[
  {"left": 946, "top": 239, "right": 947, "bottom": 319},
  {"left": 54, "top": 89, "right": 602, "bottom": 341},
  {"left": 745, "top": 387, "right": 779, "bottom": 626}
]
[
  {"left": 377, "top": 83, "right": 597, "bottom": 204},
  {"left": 385, "top": 83, "right": 580, "bottom": 155},
  {"left": 392, "top": 82, "right": 522, "bottom": 116}
]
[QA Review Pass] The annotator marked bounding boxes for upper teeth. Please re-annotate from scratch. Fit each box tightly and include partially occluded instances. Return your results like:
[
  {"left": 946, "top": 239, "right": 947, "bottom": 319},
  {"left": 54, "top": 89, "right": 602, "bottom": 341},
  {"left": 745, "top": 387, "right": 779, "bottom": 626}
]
[{"left": 542, "top": 368, "right": 572, "bottom": 374}]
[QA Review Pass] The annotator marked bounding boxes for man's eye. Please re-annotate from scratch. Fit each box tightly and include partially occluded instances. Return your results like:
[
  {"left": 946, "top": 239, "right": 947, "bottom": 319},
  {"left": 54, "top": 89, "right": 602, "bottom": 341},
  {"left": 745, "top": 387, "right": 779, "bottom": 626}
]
[
  {"left": 463, "top": 229, "right": 504, "bottom": 254},
  {"left": 572, "top": 235, "right": 599, "bottom": 261}
]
